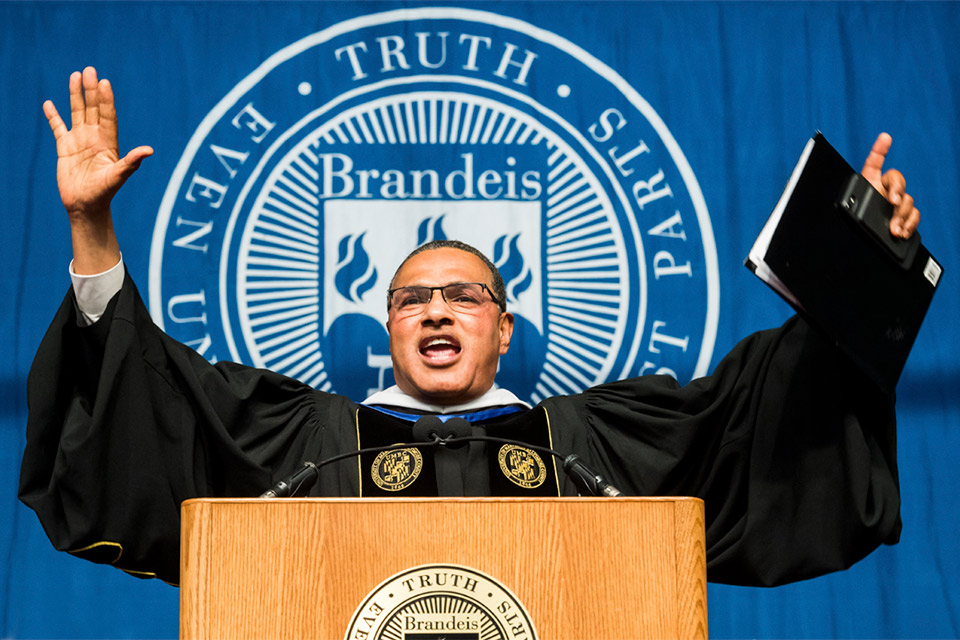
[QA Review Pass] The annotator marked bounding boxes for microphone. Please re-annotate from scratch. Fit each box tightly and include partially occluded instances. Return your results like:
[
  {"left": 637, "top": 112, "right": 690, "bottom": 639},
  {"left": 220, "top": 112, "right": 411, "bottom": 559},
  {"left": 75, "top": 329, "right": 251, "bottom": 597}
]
[
  {"left": 259, "top": 461, "right": 319, "bottom": 498},
  {"left": 259, "top": 415, "right": 624, "bottom": 498},
  {"left": 561, "top": 455, "right": 624, "bottom": 498},
  {"left": 412, "top": 415, "right": 471, "bottom": 448},
  {"left": 411, "top": 414, "right": 445, "bottom": 444},
  {"left": 258, "top": 428, "right": 441, "bottom": 498}
]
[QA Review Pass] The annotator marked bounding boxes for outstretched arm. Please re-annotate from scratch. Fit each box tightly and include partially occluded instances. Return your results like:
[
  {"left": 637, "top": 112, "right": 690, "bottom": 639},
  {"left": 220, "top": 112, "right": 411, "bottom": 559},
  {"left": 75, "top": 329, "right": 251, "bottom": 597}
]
[
  {"left": 43, "top": 66, "right": 153, "bottom": 274},
  {"left": 861, "top": 132, "right": 920, "bottom": 239}
]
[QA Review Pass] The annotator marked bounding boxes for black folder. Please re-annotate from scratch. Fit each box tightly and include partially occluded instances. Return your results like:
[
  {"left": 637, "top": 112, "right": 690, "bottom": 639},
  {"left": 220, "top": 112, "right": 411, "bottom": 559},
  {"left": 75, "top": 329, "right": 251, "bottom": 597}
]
[{"left": 746, "top": 132, "right": 943, "bottom": 393}]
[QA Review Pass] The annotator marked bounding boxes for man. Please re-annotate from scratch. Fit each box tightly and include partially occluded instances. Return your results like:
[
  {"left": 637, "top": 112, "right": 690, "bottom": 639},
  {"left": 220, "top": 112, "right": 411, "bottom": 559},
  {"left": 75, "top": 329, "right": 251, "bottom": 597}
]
[{"left": 20, "top": 67, "right": 918, "bottom": 587}]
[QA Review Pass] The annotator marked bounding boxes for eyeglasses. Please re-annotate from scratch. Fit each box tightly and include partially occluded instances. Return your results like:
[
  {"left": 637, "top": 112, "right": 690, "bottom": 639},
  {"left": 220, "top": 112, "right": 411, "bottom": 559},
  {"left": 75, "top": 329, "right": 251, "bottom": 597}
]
[{"left": 387, "top": 282, "right": 503, "bottom": 315}]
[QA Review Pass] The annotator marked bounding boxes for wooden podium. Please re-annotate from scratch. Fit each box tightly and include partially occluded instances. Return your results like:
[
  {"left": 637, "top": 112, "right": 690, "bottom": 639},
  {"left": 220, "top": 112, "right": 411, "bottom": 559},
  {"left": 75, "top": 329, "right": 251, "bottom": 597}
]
[{"left": 180, "top": 497, "right": 707, "bottom": 639}]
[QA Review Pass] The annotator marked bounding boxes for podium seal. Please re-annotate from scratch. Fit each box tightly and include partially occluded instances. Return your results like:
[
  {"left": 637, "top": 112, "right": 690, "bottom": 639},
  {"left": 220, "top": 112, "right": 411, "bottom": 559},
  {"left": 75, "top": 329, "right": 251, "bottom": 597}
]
[{"left": 345, "top": 563, "right": 537, "bottom": 640}]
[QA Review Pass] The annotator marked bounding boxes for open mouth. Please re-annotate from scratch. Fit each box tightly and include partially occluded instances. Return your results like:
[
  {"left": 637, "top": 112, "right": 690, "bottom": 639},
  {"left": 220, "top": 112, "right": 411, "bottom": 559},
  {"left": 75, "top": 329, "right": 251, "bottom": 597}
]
[{"left": 419, "top": 336, "right": 462, "bottom": 362}]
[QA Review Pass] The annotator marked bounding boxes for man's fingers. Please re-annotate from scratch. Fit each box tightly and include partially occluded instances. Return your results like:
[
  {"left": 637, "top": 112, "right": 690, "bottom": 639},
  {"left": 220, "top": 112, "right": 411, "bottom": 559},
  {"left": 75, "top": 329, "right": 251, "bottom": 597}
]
[
  {"left": 123, "top": 145, "right": 154, "bottom": 164},
  {"left": 901, "top": 206, "right": 921, "bottom": 238},
  {"left": 861, "top": 132, "right": 893, "bottom": 184},
  {"left": 107, "top": 146, "right": 154, "bottom": 192},
  {"left": 881, "top": 169, "right": 906, "bottom": 206},
  {"left": 68, "top": 70, "right": 84, "bottom": 128},
  {"left": 889, "top": 191, "right": 917, "bottom": 238},
  {"left": 82, "top": 66, "right": 100, "bottom": 126},
  {"left": 889, "top": 207, "right": 919, "bottom": 238},
  {"left": 98, "top": 78, "right": 119, "bottom": 150},
  {"left": 43, "top": 100, "right": 68, "bottom": 140},
  {"left": 879, "top": 168, "right": 913, "bottom": 237},
  {"left": 118, "top": 146, "right": 155, "bottom": 176},
  {"left": 879, "top": 169, "right": 920, "bottom": 239}
]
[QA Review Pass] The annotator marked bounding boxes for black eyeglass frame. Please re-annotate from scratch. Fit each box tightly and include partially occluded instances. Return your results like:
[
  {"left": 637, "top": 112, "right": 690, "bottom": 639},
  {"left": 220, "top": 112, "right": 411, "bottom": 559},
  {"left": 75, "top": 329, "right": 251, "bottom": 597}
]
[{"left": 387, "top": 282, "right": 505, "bottom": 313}]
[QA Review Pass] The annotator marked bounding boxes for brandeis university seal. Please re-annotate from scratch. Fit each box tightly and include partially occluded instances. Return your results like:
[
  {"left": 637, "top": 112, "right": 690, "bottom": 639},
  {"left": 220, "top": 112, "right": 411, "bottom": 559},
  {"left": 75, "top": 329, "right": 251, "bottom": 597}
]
[
  {"left": 151, "top": 8, "right": 719, "bottom": 405},
  {"left": 345, "top": 564, "right": 537, "bottom": 640}
]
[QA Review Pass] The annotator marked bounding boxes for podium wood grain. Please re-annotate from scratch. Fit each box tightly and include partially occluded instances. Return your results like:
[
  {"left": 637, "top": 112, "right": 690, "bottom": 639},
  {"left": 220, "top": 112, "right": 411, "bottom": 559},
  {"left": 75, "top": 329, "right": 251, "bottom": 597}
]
[{"left": 181, "top": 497, "right": 707, "bottom": 639}]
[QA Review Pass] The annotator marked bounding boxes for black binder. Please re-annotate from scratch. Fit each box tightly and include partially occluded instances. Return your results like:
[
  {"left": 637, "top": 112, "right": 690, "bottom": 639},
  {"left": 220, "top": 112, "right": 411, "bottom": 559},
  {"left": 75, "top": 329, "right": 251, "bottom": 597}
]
[{"left": 746, "top": 132, "right": 943, "bottom": 393}]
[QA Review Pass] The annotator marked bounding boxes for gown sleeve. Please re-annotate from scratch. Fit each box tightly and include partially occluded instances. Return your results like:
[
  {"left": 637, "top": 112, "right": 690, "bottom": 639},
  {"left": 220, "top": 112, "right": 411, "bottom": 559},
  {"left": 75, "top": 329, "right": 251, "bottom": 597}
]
[
  {"left": 547, "top": 316, "right": 901, "bottom": 586},
  {"left": 18, "top": 273, "right": 328, "bottom": 585}
]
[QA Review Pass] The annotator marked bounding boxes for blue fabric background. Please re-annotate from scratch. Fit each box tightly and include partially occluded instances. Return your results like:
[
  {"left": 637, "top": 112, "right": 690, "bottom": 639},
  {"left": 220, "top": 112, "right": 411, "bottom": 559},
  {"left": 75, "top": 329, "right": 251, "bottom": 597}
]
[{"left": 2, "top": 2, "right": 958, "bottom": 637}]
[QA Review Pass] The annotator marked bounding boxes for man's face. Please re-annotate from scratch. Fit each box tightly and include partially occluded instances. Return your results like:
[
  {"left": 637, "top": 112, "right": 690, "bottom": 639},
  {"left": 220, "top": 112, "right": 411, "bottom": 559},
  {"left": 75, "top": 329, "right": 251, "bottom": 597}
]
[{"left": 386, "top": 248, "right": 514, "bottom": 405}]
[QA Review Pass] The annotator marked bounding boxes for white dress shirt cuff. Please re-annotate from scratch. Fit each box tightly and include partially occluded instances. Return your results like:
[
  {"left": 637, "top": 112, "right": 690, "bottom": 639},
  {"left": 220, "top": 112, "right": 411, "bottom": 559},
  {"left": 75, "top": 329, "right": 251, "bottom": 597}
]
[{"left": 69, "top": 257, "right": 125, "bottom": 326}]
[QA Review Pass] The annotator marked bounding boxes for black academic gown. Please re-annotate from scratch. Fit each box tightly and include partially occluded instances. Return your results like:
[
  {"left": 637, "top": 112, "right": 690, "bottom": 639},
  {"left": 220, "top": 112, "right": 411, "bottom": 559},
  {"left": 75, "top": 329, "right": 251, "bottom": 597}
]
[{"left": 19, "top": 273, "right": 902, "bottom": 587}]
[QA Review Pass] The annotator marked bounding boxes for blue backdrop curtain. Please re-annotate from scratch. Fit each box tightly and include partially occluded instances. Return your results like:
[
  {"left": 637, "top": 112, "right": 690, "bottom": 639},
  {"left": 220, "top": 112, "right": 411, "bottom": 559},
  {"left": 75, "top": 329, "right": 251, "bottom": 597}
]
[{"left": 2, "top": 2, "right": 958, "bottom": 638}]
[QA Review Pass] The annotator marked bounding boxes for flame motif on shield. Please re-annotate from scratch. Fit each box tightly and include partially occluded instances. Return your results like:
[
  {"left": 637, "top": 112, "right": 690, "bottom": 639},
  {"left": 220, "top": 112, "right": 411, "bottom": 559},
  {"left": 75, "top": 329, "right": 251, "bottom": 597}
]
[
  {"left": 334, "top": 232, "right": 378, "bottom": 303},
  {"left": 494, "top": 233, "right": 534, "bottom": 304}
]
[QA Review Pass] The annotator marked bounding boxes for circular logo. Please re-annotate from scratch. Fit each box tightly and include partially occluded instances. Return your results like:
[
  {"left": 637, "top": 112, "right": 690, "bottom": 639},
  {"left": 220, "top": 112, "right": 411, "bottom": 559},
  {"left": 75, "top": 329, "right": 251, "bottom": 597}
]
[
  {"left": 371, "top": 447, "right": 423, "bottom": 491},
  {"left": 498, "top": 445, "right": 546, "bottom": 489},
  {"left": 150, "top": 8, "right": 719, "bottom": 404},
  {"left": 344, "top": 563, "right": 537, "bottom": 640}
]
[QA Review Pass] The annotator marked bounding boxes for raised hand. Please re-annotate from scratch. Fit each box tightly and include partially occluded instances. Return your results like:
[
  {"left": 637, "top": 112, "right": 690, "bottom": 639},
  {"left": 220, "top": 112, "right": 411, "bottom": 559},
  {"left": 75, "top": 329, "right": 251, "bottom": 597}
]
[
  {"left": 860, "top": 132, "right": 920, "bottom": 239},
  {"left": 43, "top": 67, "right": 153, "bottom": 273}
]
